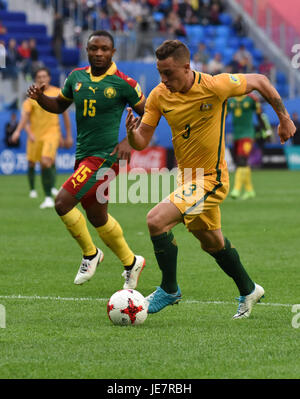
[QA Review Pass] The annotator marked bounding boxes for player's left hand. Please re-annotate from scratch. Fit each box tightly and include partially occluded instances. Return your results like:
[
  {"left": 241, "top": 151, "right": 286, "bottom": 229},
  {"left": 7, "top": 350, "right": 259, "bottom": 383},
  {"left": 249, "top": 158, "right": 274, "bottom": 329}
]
[
  {"left": 278, "top": 117, "right": 296, "bottom": 144},
  {"left": 110, "top": 137, "right": 132, "bottom": 163}
]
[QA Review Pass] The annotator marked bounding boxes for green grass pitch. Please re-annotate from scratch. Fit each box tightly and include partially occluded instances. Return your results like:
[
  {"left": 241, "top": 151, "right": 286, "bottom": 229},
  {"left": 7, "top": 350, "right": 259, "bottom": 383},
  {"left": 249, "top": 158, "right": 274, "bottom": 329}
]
[{"left": 0, "top": 170, "right": 299, "bottom": 379}]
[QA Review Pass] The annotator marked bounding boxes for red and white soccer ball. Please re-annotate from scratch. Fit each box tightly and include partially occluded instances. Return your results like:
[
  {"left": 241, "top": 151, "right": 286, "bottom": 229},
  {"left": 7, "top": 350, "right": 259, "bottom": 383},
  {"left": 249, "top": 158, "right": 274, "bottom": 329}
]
[{"left": 107, "top": 289, "right": 148, "bottom": 326}]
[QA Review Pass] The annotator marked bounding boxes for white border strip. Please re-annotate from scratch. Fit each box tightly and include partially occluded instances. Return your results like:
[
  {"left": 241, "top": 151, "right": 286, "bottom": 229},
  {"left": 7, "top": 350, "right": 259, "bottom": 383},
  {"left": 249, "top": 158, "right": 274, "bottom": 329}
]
[{"left": 0, "top": 294, "right": 293, "bottom": 307}]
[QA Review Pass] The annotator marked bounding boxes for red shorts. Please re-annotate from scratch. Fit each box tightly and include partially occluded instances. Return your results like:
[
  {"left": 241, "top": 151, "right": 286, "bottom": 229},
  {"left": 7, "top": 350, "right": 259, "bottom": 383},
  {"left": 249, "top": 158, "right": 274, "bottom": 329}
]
[
  {"left": 63, "top": 156, "right": 119, "bottom": 209},
  {"left": 234, "top": 138, "right": 253, "bottom": 159}
]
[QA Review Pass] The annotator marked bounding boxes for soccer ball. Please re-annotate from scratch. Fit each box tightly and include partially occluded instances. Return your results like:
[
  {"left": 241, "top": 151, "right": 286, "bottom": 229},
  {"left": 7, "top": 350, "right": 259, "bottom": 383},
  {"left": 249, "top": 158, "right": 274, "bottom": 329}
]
[{"left": 107, "top": 289, "right": 148, "bottom": 326}]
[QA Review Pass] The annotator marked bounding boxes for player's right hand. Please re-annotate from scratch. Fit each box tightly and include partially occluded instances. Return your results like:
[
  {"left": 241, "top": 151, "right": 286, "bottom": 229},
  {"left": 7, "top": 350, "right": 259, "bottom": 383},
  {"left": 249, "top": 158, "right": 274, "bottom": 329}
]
[
  {"left": 278, "top": 117, "right": 296, "bottom": 144},
  {"left": 126, "top": 107, "right": 140, "bottom": 134},
  {"left": 10, "top": 130, "right": 20, "bottom": 143},
  {"left": 27, "top": 83, "right": 46, "bottom": 100}
]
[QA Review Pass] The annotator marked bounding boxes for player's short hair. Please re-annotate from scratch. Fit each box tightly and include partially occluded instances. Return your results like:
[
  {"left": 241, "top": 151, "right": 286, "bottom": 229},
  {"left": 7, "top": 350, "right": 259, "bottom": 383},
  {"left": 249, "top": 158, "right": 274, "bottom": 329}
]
[
  {"left": 87, "top": 30, "right": 115, "bottom": 48},
  {"left": 34, "top": 67, "right": 51, "bottom": 79},
  {"left": 155, "top": 40, "right": 190, "bottom": 63}
]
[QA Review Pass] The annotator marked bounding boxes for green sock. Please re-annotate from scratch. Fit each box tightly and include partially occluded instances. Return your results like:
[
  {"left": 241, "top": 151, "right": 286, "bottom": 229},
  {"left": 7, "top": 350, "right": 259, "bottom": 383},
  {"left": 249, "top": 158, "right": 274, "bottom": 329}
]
[
  {"left": 28, "top": 166, "right": 35, "bottom": 190},
  {"left": 51, "top": 164, "right": 57, "bottom": 188},
  {"left": 210, "top": 237, "right": 255, "bottom": 296},
  {"left": 41, "top": 167, "right": 53, "bottom": 197},
  {"left": 151, "top": 231, "right": 178, "bottom": 294}
]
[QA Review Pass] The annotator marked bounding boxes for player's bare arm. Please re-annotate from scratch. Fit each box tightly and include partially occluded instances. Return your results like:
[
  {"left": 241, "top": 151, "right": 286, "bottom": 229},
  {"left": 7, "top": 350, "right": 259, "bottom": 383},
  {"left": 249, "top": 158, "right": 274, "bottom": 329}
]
[
  {"left": 126, "top": 107, "right": 155, "bottom": 150},
  {"left": 27, "top": 83, "right": 71, "bottom": 114},
  {"left": 11, "top": 110, "right": 31, "bottom": 143},
  {"left": 62, "top": 111, "right": 73, "bottom": 148},
  {"left": 111, "top": 97, "right": 146, "bottom": 161},
  {"left": 244, "top": 74, "right": 296, "bottom": 144}
]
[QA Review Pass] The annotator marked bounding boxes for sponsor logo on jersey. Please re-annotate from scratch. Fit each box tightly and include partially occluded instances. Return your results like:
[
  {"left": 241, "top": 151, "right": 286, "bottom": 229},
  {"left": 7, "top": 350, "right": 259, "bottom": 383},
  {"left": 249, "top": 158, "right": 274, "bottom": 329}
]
[
  {"left": 89, "top": 86, "right": 98, "bottom": 94},
  {"left": 104, "top": 86, "right": 117, "bottom": 98},
  {"left": 229, "top": 74, "right": 240, "bottom": 84},
  {"left": 200, "top": 103, "right": 213, "bottom": 111},
  {"left": 74, "top": 82, "right": 82, "bottom": 92}
]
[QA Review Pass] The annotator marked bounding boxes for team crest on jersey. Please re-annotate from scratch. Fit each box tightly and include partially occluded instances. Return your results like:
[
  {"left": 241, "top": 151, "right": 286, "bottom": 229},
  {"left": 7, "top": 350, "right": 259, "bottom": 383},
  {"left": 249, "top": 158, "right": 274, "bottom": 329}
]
[
  {"left": 74, "top": 82, "right": 82, "bottom": 92},
  {"left": 229, "top": 74, "right": 240, "bottom": 84},
  {"left": 104, "top": 86, "right": 116, "bottom": 98},
  {"left": 200, "top": 103, "right": 213, "bottom": 111}
]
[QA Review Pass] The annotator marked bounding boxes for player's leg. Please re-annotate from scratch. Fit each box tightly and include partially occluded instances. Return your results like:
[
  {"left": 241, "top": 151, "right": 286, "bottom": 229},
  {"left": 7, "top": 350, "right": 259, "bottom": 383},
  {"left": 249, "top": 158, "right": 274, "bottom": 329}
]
[
  {"left": 26, "top": 139, "right": 38, "bottom": 198},
  {"left": 51, "top": 163, "right": 59, "bottom": 197},
  {"left": 146, "top": 200, "right": 183, "bottom": 313},
  {"left": 40, "top": 155, "right": 55, "bottom": 208},
  {"left": 39, "top": 136, "right": 60, "bottom": 208},
  {"left": 231, "top": 139, "right": 255, "bottom": 200},
  {"left": 28, "top": 161, "right": 37, "bottom": 198},
  {"left": 84, "top": 198, "right": 145, "bottom": 289},
  {"left": 55, "top": 186, "right": 101, "bottom": 284},
  {"left": 230, "top": 140, "right": 245, "bottom": 199},
  {"left": 191, "top": 217, "right": 264, "bottom": 319}
]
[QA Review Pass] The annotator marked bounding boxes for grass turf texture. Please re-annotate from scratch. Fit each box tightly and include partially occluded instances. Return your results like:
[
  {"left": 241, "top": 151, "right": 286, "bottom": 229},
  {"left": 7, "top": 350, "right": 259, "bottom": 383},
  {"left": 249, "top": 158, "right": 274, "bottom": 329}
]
[{"left": 0, "top": 170, "right": 299, "bottom": 379}]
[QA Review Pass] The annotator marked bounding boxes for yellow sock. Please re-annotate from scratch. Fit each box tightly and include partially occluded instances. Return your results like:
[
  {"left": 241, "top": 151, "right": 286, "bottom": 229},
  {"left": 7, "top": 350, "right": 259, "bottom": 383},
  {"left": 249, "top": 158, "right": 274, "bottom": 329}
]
[
  {"left": 60, "top": 208, "right": 96, "bottom": 256},
  {"left": 244, "top": 166, "right": 254, "bottom": 192},
  {"left": 233, "top": 167, "right": 244, "bottom": 191},
  {"left": 95, "top": 214, "right": 134, "bottom": 266}
]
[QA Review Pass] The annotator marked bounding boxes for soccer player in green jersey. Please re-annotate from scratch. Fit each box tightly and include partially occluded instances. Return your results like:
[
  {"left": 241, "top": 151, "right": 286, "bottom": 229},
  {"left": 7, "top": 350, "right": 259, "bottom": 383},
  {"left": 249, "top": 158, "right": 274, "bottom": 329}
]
[
  {"left": 227, "top": 94, "right": 271, "bottom": 200},
  {"left": 26, "top": 30, "right": 146, "bottom": 287}
]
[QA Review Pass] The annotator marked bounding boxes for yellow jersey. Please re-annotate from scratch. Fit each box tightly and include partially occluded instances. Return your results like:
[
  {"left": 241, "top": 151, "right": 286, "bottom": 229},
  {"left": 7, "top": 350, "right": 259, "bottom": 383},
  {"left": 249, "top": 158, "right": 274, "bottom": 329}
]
[
  {"left": 23, "top": 85, "right": 62, "bottom": 139},
  {"left": 142, "top": 72, "right": 247, "bottom": 182}
]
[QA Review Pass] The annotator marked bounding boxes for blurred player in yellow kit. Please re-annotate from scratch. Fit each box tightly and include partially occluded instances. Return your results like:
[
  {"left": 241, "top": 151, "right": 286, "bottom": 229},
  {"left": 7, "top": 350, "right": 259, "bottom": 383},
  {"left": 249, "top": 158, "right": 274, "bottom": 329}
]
[
  {"left": 126, "top": 40, "right": 295, "bottom": 319},
  {"left": 12, "top": 67, "right": 73, "bottom": 208}
]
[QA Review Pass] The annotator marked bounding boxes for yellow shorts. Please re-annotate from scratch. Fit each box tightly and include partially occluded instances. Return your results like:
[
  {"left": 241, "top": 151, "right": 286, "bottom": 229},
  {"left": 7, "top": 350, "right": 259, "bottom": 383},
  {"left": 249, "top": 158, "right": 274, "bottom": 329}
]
[
  {"left": 27, "top": 134, "right": 60, "bottom": 163},
  {"left": 168, "top": 174, "right": 229, "bottom": 231}
]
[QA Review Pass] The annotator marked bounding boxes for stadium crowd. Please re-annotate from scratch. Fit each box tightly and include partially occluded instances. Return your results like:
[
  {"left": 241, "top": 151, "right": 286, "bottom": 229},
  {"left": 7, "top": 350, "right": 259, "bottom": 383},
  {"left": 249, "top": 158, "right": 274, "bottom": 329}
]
[{"left": 1, "top": 0, "right": 275, "bottom": 86}]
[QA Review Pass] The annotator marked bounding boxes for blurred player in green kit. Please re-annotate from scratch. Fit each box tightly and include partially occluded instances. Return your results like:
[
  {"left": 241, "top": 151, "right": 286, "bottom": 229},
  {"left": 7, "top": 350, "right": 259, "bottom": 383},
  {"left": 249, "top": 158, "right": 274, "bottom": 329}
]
[{"left": 227, "top": 94, "right": 271, "bottom": 199}]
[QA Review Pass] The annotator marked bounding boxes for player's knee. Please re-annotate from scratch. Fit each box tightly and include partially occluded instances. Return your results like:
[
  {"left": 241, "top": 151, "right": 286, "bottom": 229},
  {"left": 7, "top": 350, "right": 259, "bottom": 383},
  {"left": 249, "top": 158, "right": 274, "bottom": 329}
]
[
  {"left": 40, "top": 157, "right": 53, "bottom": 169},
  {"left": 54, "top": 195, "right": 67, "bottom": 216},
  {"left": 147, "top": 209, "right": 164, "bottom": 235}
]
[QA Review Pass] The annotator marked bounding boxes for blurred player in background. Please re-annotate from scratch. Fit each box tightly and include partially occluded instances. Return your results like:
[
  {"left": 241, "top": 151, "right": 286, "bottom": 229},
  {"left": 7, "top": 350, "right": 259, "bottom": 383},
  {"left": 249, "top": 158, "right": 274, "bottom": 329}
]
[
  {"left": 126, "top": 40, "right": 295, "bottom": 319},
  {"left": 26, "top": 31, "right": 146, "bottom": 288},
  {"left": 11, "top": 67, "right": 73, "bottom": 208},
  {"left": 227, "top": 94, "right": 272, "bottom": 200}
]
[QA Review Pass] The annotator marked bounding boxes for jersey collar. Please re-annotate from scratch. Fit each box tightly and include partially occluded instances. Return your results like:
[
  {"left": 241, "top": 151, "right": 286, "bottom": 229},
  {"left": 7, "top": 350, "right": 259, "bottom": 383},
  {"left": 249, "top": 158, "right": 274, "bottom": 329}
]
[{"left": 86, "top": 62, "right": 117, "bottom": 82}]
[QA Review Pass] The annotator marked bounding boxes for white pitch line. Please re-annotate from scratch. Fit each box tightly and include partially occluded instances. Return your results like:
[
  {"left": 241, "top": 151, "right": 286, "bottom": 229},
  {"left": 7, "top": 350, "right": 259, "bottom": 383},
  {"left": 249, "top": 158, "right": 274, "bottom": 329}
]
[{"left": 0, "top": 294, "right": 295, "bottom": 308}]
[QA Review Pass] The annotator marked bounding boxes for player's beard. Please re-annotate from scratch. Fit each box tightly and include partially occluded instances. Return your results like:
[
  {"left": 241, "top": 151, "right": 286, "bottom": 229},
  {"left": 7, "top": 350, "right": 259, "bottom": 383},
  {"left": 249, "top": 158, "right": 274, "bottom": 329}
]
[{"left": 90, "top": 57, "right": 112, "bottom": 76}]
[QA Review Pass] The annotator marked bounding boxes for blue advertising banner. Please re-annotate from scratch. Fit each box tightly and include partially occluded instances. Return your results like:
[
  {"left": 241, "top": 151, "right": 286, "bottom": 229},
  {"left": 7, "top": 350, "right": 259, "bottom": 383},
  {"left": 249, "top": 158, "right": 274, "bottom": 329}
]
[{"left": 284, "top": 146, "right": 300, "bottom": 170}]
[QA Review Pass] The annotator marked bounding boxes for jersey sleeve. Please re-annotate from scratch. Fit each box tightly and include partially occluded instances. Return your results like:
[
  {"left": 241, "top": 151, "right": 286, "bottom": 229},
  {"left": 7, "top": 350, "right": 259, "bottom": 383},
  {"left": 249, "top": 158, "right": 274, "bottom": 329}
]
[
  {"left": 22, "top": 98, "right": 33, "bottom": 113},
  {"left": 124, "top": 79, "right": 145, "bottom": 108},
  {"left": 141, "top": 88, "right": 162, "bottom": 127},
  {"left": 208, "top": 73, "right": 247, "bottom": 102},
  {"left": 60, "top": 73, "right": 74, "bottom": 102}
]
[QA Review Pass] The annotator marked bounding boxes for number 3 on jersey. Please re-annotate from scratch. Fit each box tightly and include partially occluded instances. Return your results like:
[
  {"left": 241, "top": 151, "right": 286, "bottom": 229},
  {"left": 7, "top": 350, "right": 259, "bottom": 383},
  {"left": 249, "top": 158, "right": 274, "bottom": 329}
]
[
  {"left": 83, "top": 99, "right": 96, "bottom": 117},
  {"left": 182, "top": 124, "right": 191, "bottom": 139}
]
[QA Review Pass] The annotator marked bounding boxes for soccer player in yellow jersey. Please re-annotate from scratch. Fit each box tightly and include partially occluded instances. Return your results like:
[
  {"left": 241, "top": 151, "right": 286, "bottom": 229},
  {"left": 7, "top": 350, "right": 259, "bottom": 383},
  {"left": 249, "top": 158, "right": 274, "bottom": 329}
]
[
  {"left": 126, "top": 40, "right": 296, "bottom": 319},
  {"left": 11, "top": 67, "right": 73, "bottom": 209}
]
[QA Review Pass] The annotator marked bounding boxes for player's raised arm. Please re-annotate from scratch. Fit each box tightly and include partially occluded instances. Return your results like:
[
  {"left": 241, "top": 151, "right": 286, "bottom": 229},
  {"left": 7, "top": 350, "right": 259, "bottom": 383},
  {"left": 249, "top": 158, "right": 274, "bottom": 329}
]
[
  {"left": 126, "top": 107, "right": 156, "bottom": 150},
  {"left": 244, "top": 73, "right": 296, "bottom": 144},
  {"left": 27, "top": 83, "right": 72, "bottom": 114}
]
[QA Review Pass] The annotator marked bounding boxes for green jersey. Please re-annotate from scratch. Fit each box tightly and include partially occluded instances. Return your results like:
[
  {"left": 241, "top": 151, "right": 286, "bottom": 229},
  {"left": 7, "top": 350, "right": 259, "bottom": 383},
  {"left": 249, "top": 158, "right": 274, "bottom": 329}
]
[
  {"left": 227, "top": 94, "right": 261, "bottom": 140},
  {"left": 60, "top": 62, "right": 144, "bottom": 160}
]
